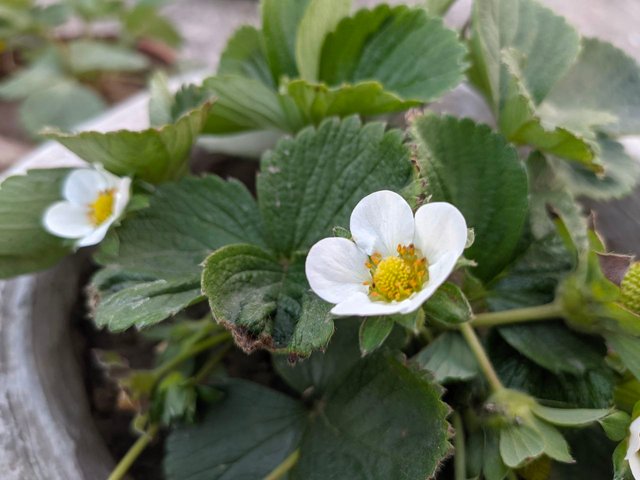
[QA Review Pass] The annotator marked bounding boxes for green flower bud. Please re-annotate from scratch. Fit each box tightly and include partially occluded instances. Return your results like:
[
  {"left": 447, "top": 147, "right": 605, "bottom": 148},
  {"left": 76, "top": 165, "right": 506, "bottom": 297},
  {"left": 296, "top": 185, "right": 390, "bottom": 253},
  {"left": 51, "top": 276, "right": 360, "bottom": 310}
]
[{"left": 621, "top": 262, "right": 640, "bottom": 315}]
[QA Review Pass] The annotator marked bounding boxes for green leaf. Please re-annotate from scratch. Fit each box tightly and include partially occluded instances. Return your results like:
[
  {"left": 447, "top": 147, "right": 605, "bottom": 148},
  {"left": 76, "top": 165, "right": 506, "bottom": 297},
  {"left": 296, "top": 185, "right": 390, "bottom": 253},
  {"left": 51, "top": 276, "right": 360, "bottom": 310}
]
[
  {"left": 257, "top": 116, "right": 413, "bottom": 256},
  {"left": 122, "top": 5, "right": 181, "bottom": 47},
  {"left": 286, "top": 292, "right": 336, "bottom": 357},
  {"left": 92, "top": 175, "right": 263, "bottom": 330},
  {"left": 170, "top": 85, "right": 211, "bottom": 123},
  {"left": 293, "top": 353, "right": 451, "bottom": 480},
  {"left": 468, "top": 0, "right": 608, "bottom": 167},
  {"left": 99, "top": 175, "right": 264, "bottom": 278},
  {"left": 0, "top": 169, "right": 72, "bottom": 278},
  {"left": 531, "top": 404, "right": 610, "bottom": 427},
  {"left": 295, "top": 0, "right": 351, "bottom": 82},
  {"left": 530, "top": 417, "right": 573, "bottom": 463},
  {"left": 489, "top": 332, "right": 615, "bottom": 408},
  {"left": 261, "top": 0, "right": 310, "bottom": 81},
  {"left": 273, "top": 319, "right": 362, "bottom": 395},
  {"left": 554, "top": 426, "right": 617, "bottom": 479},
  {"left": 217, "top": 25, "right": 274, "bottom": 87},
  {"left": 201, "top": 74, "right": 292, "bottom": 134},
  {"left": 482, "top": 429, "right": 509, "bottom": 480},
  {"left": 285, "top": 79, "right": 418, "bottom": 125},
  {"left": 599, "top": 411, "right": 632, "bottom": 442},
  {"left": 487, "top": 234, "right": 573, "bottom": 311},
  {"left": 606, "top": 332, "right": 640, "bottom": 381},
  {"left": 319, "top": 5, "right": 466, "bottom": 102},
  {"left": 498, "top": 322, "right": 606, "bottom": 376},
  {"left": 527, "top": 152, "right": 589, "bottom": 251},
  {"left": 615, "top": 377, "right": 640, "bottom": 413},
  {"left": 152, "top": 371, "right": 197, "bottom": 425},
  {"left": 67, "top": 39, "right": 150, "bottom": 73},
  {"left": 499, "top": 424, "right": 544, "bottom": 468},
  {"left": 201, "top": 244, "right": 308, "bottom": 353},
  {"left": 497, "top": 52, "right": 597, "bottom": 167},
  {"left": 414, "top": 331, "right": 479, "bottom": 383},
  {"left": 20, "top": 80, "right": 106, "bottom": 136},
  {"left": 164, "top": 379, "right": 306, "bottom": 480},
  {"left": 411, "top": 114, "right": 528, "bottom": 281},
  {"left": 552, "top": 136, "right": 640, "bottom": 201},
  {"left": 612, "top": 440, "right": 632, "bottom": 480},
  {"left": 91, "top": 276, "right": 202, "bottom": 331},
  {"left": 423, "top": 282, "right": 472, "bottom": 326},
  {"left": 148, "top": 72, "right": 173, "bottom": 127},
  {"left": 425, "top": 0, "right": 456, "bottom": 16},
  {"left": 358, "top": 316, "right": 394, "bottom": 356},
  {"left": 545, "top": 38, "right": 640, "bottom": 136},
  {"left": 469, "top": 0, "right": 580, "bottom": 107},
  {"left": 0, "top": 49, "right": 64, "bottom": 100},
  {"left": 44, "top": 102, "right": 209, "bottom": 183}
]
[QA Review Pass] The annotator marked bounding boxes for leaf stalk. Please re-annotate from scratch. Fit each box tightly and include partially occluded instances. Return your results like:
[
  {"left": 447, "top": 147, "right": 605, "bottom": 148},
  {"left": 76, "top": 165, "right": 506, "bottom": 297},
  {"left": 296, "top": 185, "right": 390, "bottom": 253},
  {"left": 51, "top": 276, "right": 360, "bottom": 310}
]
[
  {"left": 107, "top": 424, "right": 159, "bottom": 480},
  {"left": 459, "top": 323, "right": 503, "bottom": 393},
  {"left": 470, "top": 302, "right": 563, "bottom": 328},
  {"left": 264, "top": 449, "right": 301, "bottom": 480}
]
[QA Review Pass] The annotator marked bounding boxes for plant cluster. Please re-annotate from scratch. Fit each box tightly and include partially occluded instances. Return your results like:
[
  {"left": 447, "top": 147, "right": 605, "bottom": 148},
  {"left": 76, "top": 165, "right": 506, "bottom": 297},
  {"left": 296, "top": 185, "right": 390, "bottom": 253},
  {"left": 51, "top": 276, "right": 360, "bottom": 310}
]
[
  {"left": 1, "top": 0, "right": 640, "bottom": 479},
  {"left": 0, "top": 0, "right": 180, "bottom": 136}
]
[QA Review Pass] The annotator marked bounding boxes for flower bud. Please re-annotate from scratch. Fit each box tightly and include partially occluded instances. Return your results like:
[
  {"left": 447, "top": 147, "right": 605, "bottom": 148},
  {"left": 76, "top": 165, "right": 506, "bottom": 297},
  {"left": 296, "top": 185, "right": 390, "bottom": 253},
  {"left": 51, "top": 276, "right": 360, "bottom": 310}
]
[{"left": 621, "top": 262, "right": 640, "bottom": 315}]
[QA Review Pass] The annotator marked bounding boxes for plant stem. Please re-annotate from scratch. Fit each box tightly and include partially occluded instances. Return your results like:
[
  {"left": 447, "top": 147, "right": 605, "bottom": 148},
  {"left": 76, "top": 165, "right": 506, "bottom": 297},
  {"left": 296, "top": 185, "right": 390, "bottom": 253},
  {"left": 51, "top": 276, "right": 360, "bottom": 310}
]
[
  {"left": 459, "top": 323, "right": 503, "bottom": 393},
  {"left": 452, "top": 413, "right": 466, "bottom": 480},
  {"left": 471, "top": 302, "right": 563, "bottom": 328},
  {"left": 107, "top": 424, "right": 159, "bottom": 480},
  {"left": 154, "top": 332, "right": 231, "bottom": 379},
  {"left": 192, "top": 344, "right": 231, "bottom": 384},
  {"left": 264, "top": 449, "right": 301, "bottom": 480}
]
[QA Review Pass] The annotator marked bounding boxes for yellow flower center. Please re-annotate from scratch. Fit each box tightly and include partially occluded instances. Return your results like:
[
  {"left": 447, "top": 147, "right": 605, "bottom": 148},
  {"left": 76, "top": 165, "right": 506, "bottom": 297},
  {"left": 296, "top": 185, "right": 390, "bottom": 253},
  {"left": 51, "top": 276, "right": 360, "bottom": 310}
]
[
  {"left": 364, "top": 244, "right": 428, "bottom": 302},
  {"left": 88, "top": 189, "right": 115, "bottom": 226}
]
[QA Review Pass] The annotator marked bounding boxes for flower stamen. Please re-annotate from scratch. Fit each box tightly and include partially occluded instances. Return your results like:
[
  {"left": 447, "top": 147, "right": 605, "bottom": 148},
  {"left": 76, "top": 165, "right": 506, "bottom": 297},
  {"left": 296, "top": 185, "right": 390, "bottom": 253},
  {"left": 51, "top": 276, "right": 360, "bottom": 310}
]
[
  {"left": 88, "top": 189, "right": 116, "bottom": 226},
  {"left": 366, "top": 243, "right": 429, "bottom": 302}
]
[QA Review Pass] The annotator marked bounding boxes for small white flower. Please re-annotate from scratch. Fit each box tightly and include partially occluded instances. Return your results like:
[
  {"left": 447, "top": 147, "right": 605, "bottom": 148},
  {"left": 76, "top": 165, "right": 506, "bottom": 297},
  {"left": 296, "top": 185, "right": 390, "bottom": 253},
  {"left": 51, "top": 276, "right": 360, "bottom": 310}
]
[
  {"left": 43, "top": 167, "right": 131, "bottom": 247},
  {"left": 627, "top": 416, "right": 640, "bottom": 479},
  {"left": 305, "top": 190, "right": 468, "bottom": 316}
]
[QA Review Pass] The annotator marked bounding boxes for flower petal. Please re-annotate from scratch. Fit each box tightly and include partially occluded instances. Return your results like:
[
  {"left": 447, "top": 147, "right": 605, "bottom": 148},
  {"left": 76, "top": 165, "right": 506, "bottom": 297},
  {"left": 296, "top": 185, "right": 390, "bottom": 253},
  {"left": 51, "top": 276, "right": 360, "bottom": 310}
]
[
  {"left": 350, "top": 190, "right": 414, "bottom": 257},
  {"left": 43, "top": 201, "right": 94, "bottom": 239},
  {"left": 306, "top": 237, "right": 370, "bottom": 304},
  {"left": 76, "top": 221, "right": 111, "bottom": 247},
  {"left": 331, "top": 292, "right": 407, "bottom": 316},
  {"left": 414, "top": 202, "right": 467, "bottom": 264},
  {"left": 63, "top": 169, "right": 109, "bottom": 205},
  {"left": 112, "top": 176, "right": 132, "bottom": 219},
  {"left": 627, "top": 417, "right": 640, "bottom": 479}
]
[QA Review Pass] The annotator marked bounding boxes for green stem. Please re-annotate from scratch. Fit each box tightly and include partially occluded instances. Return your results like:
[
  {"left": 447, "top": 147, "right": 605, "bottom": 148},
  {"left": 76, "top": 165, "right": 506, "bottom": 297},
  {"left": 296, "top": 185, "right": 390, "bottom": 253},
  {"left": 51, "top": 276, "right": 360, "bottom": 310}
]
[
  {"left": 459, "top": 323, "right": 503, "bottom": 393},
  {"left": 264, "top": 449, "right": 300, "bottom": 480},
  {"left": 191, "top": 344, "right": 231, "bottom": 385},
  {"left": 452, "top": 413, "right": 466, "bottom": 480},
  {"left": 471, "top": 302, "right": 562, "bottom": 328},
  {"left": 154, "top": 332, "right": 231, "bottom": 379},
  {"left": 107, "top": 424, "right": 159, "bottom": 480}
]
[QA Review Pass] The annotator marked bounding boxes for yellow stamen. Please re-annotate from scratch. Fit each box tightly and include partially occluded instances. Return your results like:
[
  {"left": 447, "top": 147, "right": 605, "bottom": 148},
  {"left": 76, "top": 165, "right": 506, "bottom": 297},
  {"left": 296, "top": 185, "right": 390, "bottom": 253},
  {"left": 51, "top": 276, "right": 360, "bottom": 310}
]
[
  {"left": 88, "top": 189, "right": 115, "bottom": 226},
  {"left": 365, "top": 243, "right": 428, "bottom": 302}
]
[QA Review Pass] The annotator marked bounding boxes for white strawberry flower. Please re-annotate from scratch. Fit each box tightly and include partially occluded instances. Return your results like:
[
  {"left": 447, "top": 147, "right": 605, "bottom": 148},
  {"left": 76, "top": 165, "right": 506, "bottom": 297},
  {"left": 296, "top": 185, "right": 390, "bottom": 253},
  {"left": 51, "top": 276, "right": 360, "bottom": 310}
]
[
  {"left": 305, "top": 190, "right": 468, "bottom": 316},
  {"left": 43, "top": 166, "right": 131, "bottom": 247},
  {"left": 627, "top": 416, "right": 640, "bottom": 479}
]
